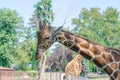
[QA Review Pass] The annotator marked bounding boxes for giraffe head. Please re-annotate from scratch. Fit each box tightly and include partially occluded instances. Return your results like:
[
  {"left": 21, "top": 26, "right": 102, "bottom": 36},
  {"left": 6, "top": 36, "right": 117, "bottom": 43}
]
[
  {"left": 74, "top": 54, "right": 83, "bottom": 62},
  {"left": 35, "top": 22, "right": 63, "bottom": 60}
]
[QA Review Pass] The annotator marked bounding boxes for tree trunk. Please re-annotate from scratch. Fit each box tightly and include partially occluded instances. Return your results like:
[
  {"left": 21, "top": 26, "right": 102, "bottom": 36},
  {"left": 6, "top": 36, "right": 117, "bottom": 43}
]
[{"left": 38, "top": 52, "right": 46, "bottom": 80}]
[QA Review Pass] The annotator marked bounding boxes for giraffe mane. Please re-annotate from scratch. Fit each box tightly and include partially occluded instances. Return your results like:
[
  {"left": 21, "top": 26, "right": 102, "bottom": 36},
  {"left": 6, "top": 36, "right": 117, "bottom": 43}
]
[
  {"left": 62, "top": 30, "right": 120, "bottom": 55},
  {"left": 107, "top": 48, "right": 120, "bottom": 55}
]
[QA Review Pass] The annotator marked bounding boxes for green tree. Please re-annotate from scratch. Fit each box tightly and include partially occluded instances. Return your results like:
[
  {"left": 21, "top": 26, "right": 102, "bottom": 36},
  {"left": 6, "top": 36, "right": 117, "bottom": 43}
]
[
  {"left": 32, "top": 0, "right": 54, "bottom": 26},
  {"left": 72, "top": 7, "right": 120, "bottom": 48},
  {"left": 0, "top": 8, "right": 24, "bottom": 67}
]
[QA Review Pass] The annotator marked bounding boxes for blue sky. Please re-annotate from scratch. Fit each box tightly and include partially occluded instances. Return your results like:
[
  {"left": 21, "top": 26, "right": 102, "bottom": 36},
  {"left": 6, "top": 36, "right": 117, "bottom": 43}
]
[{"left": 0, "top": 0, "right": 120, "bottom": 27}]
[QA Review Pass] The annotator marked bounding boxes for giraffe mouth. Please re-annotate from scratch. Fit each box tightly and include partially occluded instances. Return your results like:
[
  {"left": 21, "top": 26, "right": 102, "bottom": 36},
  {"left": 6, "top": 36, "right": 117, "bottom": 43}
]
[
  {"left": 35, "top": 53, "right": 42, "bottom": 60},
  {"left": 35, "top": 49, "right": 45, "bottom": 60}
]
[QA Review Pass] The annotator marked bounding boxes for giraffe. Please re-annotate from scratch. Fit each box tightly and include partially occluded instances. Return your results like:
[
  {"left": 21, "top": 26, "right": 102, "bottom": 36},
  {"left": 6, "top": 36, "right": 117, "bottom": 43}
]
[
  {"left": 65, "top": 54, "right": 83, "bottom": 80},
  {"left": 35, "top": 23, "right": 120, "bottom": 80}
]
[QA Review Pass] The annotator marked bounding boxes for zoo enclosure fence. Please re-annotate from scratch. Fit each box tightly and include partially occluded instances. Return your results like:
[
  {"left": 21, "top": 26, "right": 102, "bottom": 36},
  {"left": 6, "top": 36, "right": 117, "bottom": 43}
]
[{"left": 0, "top": 69, "right": 65, "bottom": 80}]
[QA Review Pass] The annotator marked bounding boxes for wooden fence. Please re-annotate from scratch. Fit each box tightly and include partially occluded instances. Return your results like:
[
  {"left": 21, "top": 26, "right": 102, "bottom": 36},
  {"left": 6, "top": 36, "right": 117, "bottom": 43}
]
[
  {"left": 0, "top": 68, "right": 109, "bottom": 80},
  {"left": 0, "top": 67, "right": 14, "bottom": 80},
  {"left": 13, "top": 72, "right": 65, "bottom": 80},
  {"left": 40, "top": 72, "right": 65, "bottom": 80},
  {"left": 0, "top": 68, "right": 65, "bottom": 80}
]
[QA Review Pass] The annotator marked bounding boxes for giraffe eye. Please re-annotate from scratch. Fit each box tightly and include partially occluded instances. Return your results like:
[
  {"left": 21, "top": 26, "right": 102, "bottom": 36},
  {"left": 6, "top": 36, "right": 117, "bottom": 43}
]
[{"left": 45, "top": 36, "right": 50, "bottom": 40}]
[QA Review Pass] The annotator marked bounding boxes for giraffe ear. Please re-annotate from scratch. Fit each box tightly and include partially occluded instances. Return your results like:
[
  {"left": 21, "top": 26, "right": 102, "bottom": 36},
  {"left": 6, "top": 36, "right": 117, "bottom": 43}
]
[
  {"left": 52, "top": 26, "right": 63, "bottom": 36},
  {"left": 54, "top": 26, "right": 63, "bottom": 34},
  {"left": 43, "top": 22, "right": 48, "bottom": 30}
]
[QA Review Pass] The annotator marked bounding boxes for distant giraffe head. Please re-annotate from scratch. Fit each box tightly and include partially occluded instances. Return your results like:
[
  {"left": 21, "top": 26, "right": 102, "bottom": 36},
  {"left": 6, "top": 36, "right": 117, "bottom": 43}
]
[{"left": 74, "top": 54, "right": 83, "bottom": 62}]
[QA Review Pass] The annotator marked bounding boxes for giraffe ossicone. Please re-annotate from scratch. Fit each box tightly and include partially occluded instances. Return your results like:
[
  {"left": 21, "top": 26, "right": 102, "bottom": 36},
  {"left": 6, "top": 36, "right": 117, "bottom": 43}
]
[{"left": 35, "top": 23, "right": 120, "bottom": 80}]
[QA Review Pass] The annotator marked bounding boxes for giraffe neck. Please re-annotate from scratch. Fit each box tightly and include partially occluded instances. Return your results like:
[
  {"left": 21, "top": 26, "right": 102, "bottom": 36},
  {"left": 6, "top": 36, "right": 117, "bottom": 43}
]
[{"left": 55, "top": 30, "right": 120, "bottom": 79}]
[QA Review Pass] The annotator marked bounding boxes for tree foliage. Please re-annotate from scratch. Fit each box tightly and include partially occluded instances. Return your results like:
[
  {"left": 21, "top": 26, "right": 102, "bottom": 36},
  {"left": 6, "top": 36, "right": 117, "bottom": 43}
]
[
  {"left": 30, "top": 0, "right": 54, "bottom": 27},
  {"left": 0, "top": 8, "right": 35, "bottom": 70},
  {"left": 72, "top": 7, "right": 120, "bottom": 48},
  {"left": 0, "top": 8, "right": 24, "bottom": 67}
]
